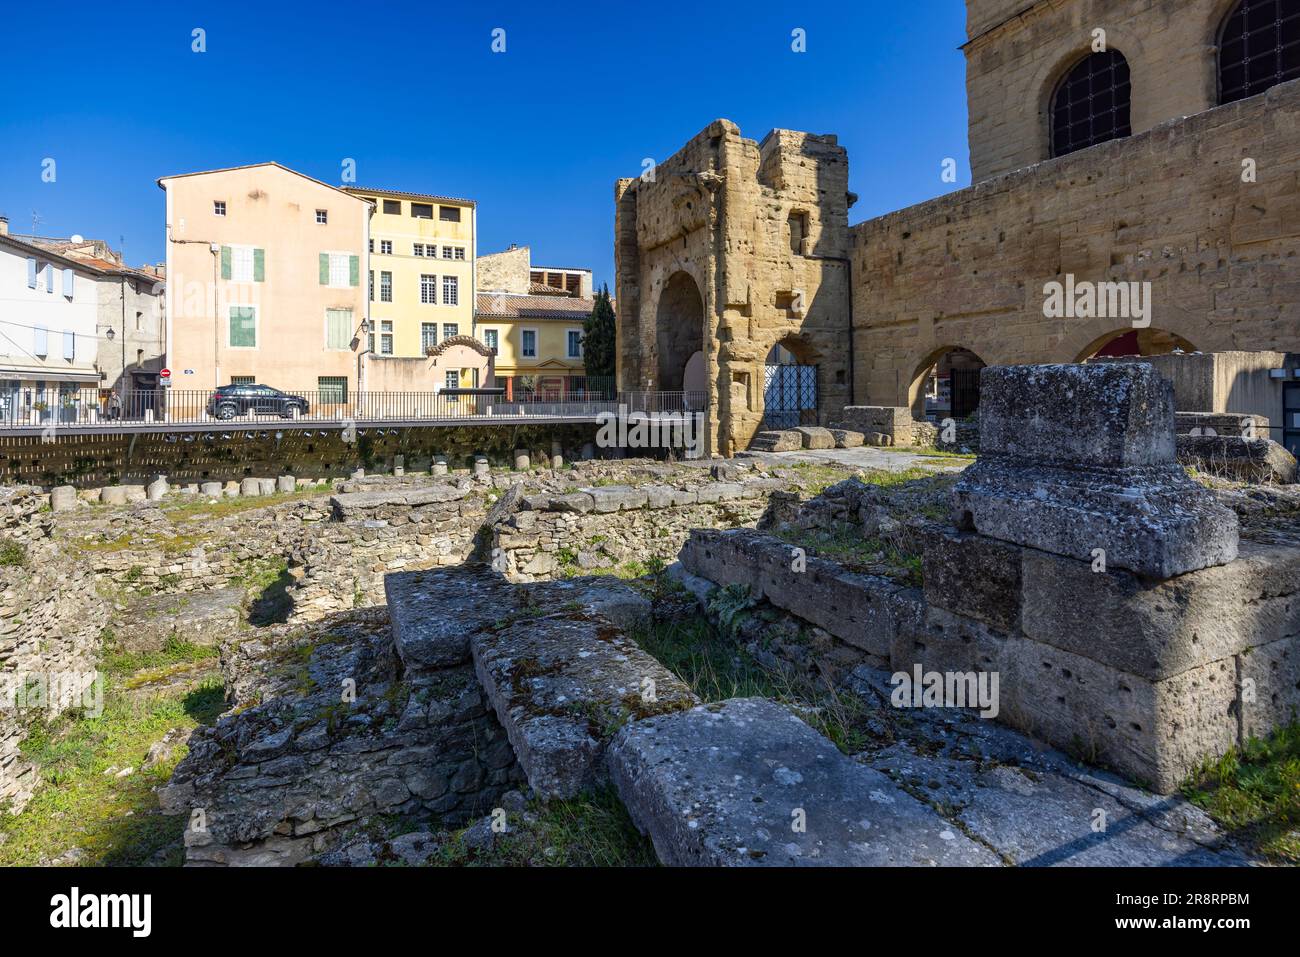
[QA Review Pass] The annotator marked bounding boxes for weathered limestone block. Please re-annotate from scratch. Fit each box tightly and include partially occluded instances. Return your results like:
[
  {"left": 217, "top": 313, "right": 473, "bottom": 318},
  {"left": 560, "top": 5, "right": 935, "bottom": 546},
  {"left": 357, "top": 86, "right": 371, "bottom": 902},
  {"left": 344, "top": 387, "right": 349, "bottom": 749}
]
[
  {"left": 277, "top": 475, "right": 296, "bottom": 493},
  {"left": 240, "top": 478, "right": 262, "bottom": 497},
  {"left": 1176, "top": 435, "right": 1297, "bottom": 484},
  {"left": 200, "top": 481, "right": 222, "bottom": 498},
  {"left": 384, "top": 566, "right": 518, "bottom": 670},
  {"left": 471, "top": 611, "right": 696, "bottom": 800},
  {"left": 49, "top": 485, "right": 77, "bottom": 512},
  {"left": 145, "top": 477, "right": 169, "bottom": 502},
  {"left": 954, "top": 364, "right": 1238, "bottom": 578},
  {"left": 1020, "top": 541, "right": 1300, "bottom": 681},
  {"left": 831, "top": 429, "right": 865, "bottom": 448},
  {"left": 258, "top": 478, "right": 276, "bottom": 496},
  {"left": 794, "top": 426, "right": 835, "bottom": 450},
  {"left": 607, "top": 697, "right": 999, "bottom": 866},
  {"left": 836, "top": 407, "right": 915, "bottom": 445},
  {"left": 588, "top": 486, "right": 649, "bottom": 513},
  {"left": 101, "top": 486, "right": 128, "bottom": 506},
  {"left": 921, "top": 526, "right": 1022, "bottom": 633},
  {"left": 513, "top": 450, "right": 530, "bottom": 470},
  {"left": 749, "top": 430, "right": 802, "bottom": 452}
]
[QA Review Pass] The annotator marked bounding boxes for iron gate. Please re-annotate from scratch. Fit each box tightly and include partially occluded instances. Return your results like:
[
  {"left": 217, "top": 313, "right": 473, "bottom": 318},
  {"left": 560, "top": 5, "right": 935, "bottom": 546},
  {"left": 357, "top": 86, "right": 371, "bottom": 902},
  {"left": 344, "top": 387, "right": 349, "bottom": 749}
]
[
  {"left": 1285, "top": 382, "right": 1300, "bottom": 458},
  {"left": 763, "top": 365, "right": 817, "bottom": 430},
  {"left": 950, "top": 368, "right": 982, "bottom": 419}
]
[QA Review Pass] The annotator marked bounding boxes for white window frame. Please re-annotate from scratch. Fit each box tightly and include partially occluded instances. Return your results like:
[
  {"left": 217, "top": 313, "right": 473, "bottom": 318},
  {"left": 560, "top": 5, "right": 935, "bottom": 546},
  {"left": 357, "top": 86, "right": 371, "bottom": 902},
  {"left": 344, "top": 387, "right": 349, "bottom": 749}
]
[
  {"left": 567, "top": 328, "right": 583, "bottom": 359},
  {"left": 228, "top": 304, "right": 259, "bottom": 350},
  {"left": 454, "top": 247, "right": 466, "bottom": 261},
  {"left": 421, "top": 323, "right": 438, "bottom": 352},
  {"left": 326, "top": 251, "right": 350, "bottom": 289},
  {"left": 315, "top": 208, "right": 328, "bottom": 224},
  {"left": 230, "top": 244, "right": 256, "bottom": 283},
  {"left": 379, "top": 320, "right": 394, "bottom": 356},
  {"left": 442, "top": 323, "right": 459, "bottom": 341},
  {"left": 379, "top": 240, "right": 392, "bottom": 255},
  {"left": 380, "top": 270, "right": 393, "bottom": 302},
  {"left": 521, "top": 328, "right": 538, "bottom": 358},
  {"left": 420, "top": 273, "right": 437, "bottom": 305},
  {"left": 442, "top": 274, "right": 458, "bottom": 306},
  {"left": 482, "top": 328, "right": 499, "bottom": 353},
  {"left": 214, "top": 200, "right": 227, "bottom": 216}
]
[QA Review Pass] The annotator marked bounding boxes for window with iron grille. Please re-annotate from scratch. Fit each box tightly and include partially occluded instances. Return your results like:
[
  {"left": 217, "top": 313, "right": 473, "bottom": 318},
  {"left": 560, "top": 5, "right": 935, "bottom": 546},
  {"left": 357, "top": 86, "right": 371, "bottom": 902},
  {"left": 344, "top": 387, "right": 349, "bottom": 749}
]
[
  {"left": 1219, "top": 0, "right": 1300, "bottom": 104},
  {"left": 318, "top": 376, "right": 347, "bottom": 404},
  {"left": 1050, "top": 50, "right": 1132, "bottom": 159}
]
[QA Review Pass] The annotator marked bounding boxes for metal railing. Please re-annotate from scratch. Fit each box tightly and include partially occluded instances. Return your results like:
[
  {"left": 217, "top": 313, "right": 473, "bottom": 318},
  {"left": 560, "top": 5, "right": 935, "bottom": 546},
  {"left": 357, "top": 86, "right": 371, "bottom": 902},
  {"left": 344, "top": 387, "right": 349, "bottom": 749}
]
[{"left": 0, "top": 387, "right": 709, "bottom": 429}]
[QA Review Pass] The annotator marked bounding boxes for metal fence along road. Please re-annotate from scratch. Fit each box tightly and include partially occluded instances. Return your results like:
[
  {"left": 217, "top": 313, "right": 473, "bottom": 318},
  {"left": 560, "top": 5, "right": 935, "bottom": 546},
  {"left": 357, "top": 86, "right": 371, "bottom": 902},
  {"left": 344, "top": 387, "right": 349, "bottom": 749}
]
[{"left": 0, "top": 387, "right": 709, "bottom": 434}]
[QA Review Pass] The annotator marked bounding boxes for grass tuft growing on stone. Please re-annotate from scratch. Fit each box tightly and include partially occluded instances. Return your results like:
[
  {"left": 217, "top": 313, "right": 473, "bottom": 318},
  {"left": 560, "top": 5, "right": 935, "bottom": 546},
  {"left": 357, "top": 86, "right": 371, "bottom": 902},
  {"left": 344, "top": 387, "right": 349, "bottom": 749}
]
[{"left": 1183, "top": 721, "right": 1300, "bottom": 864}]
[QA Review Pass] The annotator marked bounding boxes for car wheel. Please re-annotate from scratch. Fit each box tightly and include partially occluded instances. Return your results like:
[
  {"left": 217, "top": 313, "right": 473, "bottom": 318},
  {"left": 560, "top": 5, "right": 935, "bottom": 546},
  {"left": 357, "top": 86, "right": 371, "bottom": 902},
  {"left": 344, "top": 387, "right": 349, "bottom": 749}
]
[{"left": 216, "top": 403, "right": 237, "bottom": 420}]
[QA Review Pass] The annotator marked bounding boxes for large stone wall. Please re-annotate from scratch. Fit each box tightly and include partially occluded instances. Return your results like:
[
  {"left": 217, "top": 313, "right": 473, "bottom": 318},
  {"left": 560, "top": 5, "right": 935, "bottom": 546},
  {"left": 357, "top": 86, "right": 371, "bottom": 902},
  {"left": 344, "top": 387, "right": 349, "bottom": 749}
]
[
  {"left": 615, "top": 120, "right": 853, "bottom": 455},
  {"left": 964, "top": 0, "right": 1244, "bottom": 182},
  {"left": 1, "top": 487, "right": 110, "bottom": 813},
  {"left": 851, "top": 78, "right": 1300, "bottom": 412},
  {"left": 0, "top": 423, "right": 599, "bottom": 489}
]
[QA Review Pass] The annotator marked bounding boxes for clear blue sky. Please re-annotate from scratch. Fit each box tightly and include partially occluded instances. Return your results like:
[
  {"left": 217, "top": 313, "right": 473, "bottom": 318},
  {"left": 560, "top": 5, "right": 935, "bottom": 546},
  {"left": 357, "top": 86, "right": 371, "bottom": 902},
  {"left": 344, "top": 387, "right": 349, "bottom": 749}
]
[{"left": 0, "top": 0, "right": 970, "bottom": 288}]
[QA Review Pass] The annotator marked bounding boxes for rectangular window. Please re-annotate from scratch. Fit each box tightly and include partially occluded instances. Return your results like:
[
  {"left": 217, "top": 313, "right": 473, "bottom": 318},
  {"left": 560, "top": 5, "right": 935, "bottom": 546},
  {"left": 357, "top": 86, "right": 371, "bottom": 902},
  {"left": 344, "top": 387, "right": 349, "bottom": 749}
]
[
  {"left": 231, "top": 246, "right": 255, "bottom": 282},
  {"left": 368, "top": 239, "right": 373, "bottom": 253},
  {"left": 383, "top": 199, "right": 401, "bottom": 215},
  {"left": 442, "top": 275, "right": 458, "bottom": 306},
  {"left": 567, "top": 329, "right": 583, "bottom": 359},
  {"left": 454, "top": 247, "right": 466, "bottom": 261},
  {"left": 420, "top": 274, "right": 437, "bottom": 304},
  {"left": 232, "top": 376, "right": 255, "bottom": 386},
  {"left": 421, "top": 323, "right": 438, "bottom": 353},
  {"left": 445, "top": 371, "right": 460, "bottom": 390},
  {"left": 327, "top": 252, "right": 349, "bottom": 287},
  {"left": 439, "top": 206, "right": 461, "bottom": 222},
  {"left": 379, "top": 320, "right": 393, "bottom": 356},
  {"left": 522, "top": 329, "right": 537, "bottom": 358},
  {"left": 413, "top": 243, "right": 424, "bottom": 257},
  {"left": 63, "top": 330, "right": 75, "bottom": 361},
  {"left": 411, "top": 203, "right": 433, "bottom": 219},
  {"left": 442, "top": 323, "right": 458, "bottom": 340},
  {"left": 229, "top": 306, "right": 257, "bottom": 348},
  {"left": 483, "top": 329, "right": 498, "bottom": 353},
  {"left": 441, "top": 245, "right": 453, "bottom": 260},
  {"left": 380, "top": 271, "right": 393, "bottom": 302},
  {"left": 369, "top": 270, "right": 374, "bottom": 302},
  {"left": 315, "top": 209, "right": 328, "bottom": 224},
  {"left": 214, "top": 201, "right": 226, "bottom": 216},
  {"left": 318, "top": 376, "right": 347, "bottom": 404},
  {"left": 62, "top": 268, "right": 74, "bottom": 298},
  {"left": 380, "top": 240, "right": 392, "bottom": 255},
  {"left": 26, "top": 258, "right": 37, "bottom": 288},
  {"left": 325, "top": 308, "right": 353, "bottom": 350}
]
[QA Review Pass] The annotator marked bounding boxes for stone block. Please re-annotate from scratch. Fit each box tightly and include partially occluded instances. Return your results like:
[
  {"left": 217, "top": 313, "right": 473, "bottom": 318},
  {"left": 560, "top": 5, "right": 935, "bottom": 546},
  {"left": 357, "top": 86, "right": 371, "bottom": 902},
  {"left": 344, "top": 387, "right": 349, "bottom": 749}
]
[
  {"left": 1239, "top": 633, "right": 1300, "bottom": 740},
  {"left": 588, "top": 486, "right": 648, "bottom": 513},
  {"left": 831, "top": 429, "right": 865, "bottom": 448},
  {"left": 953, "top": 457, "right": 1238, "bottom": 578},
  {"left": 794, "top": 426, "right": 835, "bottom": 450},
  {"left": 977, "top": 363, "right": 1175, "bottom": 468},
  {"left": 1176, "top": 435, "right": 1297, "bottom": 484},
  {"left": 277, "top": 475, "right": 296, "bottom": 494},
  {"left": 49, "top": 485, "right": 77, "bottom": 512},
  {"left": 384, "top": 566, "right": 517, "bottom": 670},
  {"left": 1021, "top": 543, "right": 1300, "bottom": 681},
  {"left": 513, "top": 450, "right": 530, "bottom": 470},
  {"left": 240, "top": 478, "right": 262, "bottom": 497},
  {"left": 146, "top": 478, "right": 169, "bottom": 502},
  {"left": 100, "top": 486, "right": 128, "bottom": 506},
  {"left": 1175, "top": 411, "right": 1269, "bottom": 437},
  {"left": 257, "top": 478, "right": 276, "bottom": 496},
  {"left": 749, "top": 430, "right": 802, "bottom": 452},
  {"left": 607, "top": 697, "right": 998, "bottom": 866},
  {"left": 200, "top": 482, "right": 223, "bottom": 498},
  {"left": 921, "top": 526, "right": 1023, "bottom": 633}
]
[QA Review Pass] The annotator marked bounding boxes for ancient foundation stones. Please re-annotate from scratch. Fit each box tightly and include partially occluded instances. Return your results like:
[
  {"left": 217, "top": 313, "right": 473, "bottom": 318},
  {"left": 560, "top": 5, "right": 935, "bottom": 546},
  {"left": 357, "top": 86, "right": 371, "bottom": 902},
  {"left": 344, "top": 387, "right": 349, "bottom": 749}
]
[
  {"left": 607, "top": 697, "right": 999, "bottom": 866},
  {"left": 794, "top": 426, "right": 835, "bottom": 450},
  {"left": 385, "top": 566, "right": 517, "bottom": 670},
  {"left": 749, "top": 430, "right": 803, "bottom": 453},
  {"left": 1176, "top": 434, "right": 1297, "bottom": 484},
  {"left": 954, "top": 364, "right": 1239, "bottom": 578}
]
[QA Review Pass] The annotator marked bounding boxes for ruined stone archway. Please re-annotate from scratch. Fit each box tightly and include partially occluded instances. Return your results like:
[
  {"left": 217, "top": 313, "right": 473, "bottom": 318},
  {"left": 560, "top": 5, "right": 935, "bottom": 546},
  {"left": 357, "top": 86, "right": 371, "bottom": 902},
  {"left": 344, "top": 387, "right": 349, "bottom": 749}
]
[
  {"left": 762, "top": 336, "right": 820, "bottom": 429},
  {"left": 655, "top": 271, "right": 705, "bottom": 392},
  {"left": 909, "top": 346, "right": 987, "bottom": 421},
  {"left": 1074, "top": 327, "right": 1198, "bottom": 362}
]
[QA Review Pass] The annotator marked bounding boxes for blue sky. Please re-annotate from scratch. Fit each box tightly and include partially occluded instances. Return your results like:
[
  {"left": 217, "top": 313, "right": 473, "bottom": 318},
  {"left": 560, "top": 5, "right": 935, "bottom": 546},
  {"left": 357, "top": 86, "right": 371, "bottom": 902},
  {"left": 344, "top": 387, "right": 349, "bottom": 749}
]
[{"left": 0, "top": 0, "right": 970, "bottom": 288}]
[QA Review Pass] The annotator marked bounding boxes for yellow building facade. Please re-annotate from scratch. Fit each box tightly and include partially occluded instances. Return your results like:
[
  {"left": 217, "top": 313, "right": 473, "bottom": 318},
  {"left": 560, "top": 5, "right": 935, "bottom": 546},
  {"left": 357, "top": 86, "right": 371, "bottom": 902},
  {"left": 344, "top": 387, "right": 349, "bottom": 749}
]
[
  {"left": 474, "top": 291, "right": 593, "bottom": 398},
  {"left": 344, "top": 187, "right": 475, "bottom": 366}
]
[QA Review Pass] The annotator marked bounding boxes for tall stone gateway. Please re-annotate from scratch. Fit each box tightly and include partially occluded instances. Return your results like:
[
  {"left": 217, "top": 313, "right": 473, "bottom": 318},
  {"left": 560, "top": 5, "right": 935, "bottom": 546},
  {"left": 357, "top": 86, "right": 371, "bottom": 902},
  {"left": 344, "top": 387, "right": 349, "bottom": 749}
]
[{"left": 614, "top": 120, "right": 854, "bottom": 456}]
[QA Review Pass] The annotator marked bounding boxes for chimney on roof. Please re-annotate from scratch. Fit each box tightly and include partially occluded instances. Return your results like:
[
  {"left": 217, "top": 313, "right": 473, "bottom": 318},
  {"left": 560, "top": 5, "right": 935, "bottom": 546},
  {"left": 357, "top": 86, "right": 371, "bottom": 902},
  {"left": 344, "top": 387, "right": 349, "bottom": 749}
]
[{"left": 0, "top": 216, "right": 8, "bottom": 236}]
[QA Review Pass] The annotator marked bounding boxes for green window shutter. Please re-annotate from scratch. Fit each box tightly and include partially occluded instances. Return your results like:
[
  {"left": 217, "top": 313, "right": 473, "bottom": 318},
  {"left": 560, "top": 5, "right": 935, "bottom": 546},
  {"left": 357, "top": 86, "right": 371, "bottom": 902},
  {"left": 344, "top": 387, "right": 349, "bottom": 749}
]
[
  {"left": 349, "top": 255, "right": 360, "bottom": 287},
  {"left": 253, "top": 248, "right": 265, "bottom": 282},
  {"left": 220, "top": 246, "right": 232, "bottom": 280},
  {"left": 319, "top": 253, "right": 330, "bottom": 285},
  {"left": 325, "top": 308, "right": 353, "bottom": 350}
]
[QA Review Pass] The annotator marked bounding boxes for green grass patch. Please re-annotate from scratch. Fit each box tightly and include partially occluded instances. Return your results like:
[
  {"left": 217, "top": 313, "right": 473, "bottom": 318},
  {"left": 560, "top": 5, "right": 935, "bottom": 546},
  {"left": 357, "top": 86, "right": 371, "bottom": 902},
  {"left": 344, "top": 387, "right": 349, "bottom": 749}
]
[
  {"left": 1183, "top": 722, "right": 1300, "bottom": 863},
  {"left": 430, "top": 787, "right": 657, "bottom": 867},
  {"left": 0, "top": 675, "right": 223, "bottom": 866},
  {"left": 100, "top": 631, "right": 219, "bottom": 679},
  {"left": 164, "top": 486, "right": 332, "bottom": 522}
]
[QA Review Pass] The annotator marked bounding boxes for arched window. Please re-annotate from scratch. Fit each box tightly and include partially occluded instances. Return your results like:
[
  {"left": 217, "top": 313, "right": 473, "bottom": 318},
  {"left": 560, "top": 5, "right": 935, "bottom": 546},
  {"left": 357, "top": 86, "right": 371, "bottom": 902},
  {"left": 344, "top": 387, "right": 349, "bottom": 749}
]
[
  {"left": 1050, "top": 50, "right": 1132, "bottom": 158},
  {"left": 1218, "top": 0, "right": 1300, "bottom": 105}
]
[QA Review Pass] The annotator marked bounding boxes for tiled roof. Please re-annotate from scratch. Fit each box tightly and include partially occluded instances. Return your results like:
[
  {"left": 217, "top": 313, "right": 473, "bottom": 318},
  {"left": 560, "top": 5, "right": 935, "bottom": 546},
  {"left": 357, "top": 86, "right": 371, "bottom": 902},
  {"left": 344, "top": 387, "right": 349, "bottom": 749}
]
[
  {"left": 346, "top": 186, "right": 476, "bottom": 206},
  {"left": 528, "top": 281, "right": 571, "bottom": 296},
  {"left": 475, "top": 292, "right": 593, "bottom": 320}
]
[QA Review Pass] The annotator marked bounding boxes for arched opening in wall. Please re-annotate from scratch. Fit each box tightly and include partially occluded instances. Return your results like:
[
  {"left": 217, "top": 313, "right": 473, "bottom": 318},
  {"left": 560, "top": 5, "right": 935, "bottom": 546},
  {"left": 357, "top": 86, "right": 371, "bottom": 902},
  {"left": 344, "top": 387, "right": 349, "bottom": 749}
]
[
  {"left": 911, "top": 347, "right": 987, "bottom": 422},
  {"left": 655, "top": 271, "right": 705, "bottom": 393},
  {"left": 1218, "top": 0, "right": 1300, "bottom": 105},
  {"left": 1050, "top": 50, "right": 1132, "bottom": 159},
  {"left": 763, "top": 338, "right": 818, "bottom": 429},
  {"left": 1075, "top": 328, "right": 1198, "bottom": 362}
]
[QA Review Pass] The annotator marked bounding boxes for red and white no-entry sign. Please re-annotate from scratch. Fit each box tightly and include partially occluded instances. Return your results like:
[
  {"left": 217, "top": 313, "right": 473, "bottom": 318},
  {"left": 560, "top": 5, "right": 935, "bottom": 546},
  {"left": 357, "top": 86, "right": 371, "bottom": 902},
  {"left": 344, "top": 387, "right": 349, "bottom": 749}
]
[{"left": 160, "top": 369, "right": 171, "bottom": 380}]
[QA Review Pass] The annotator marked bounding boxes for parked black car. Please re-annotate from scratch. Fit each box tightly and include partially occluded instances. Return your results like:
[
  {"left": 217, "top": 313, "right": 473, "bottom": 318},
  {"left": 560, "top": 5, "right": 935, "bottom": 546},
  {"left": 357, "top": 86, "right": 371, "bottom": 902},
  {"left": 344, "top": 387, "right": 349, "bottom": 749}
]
[{"left": 206, "top": 383, "right": 309, "bottom": 419}]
